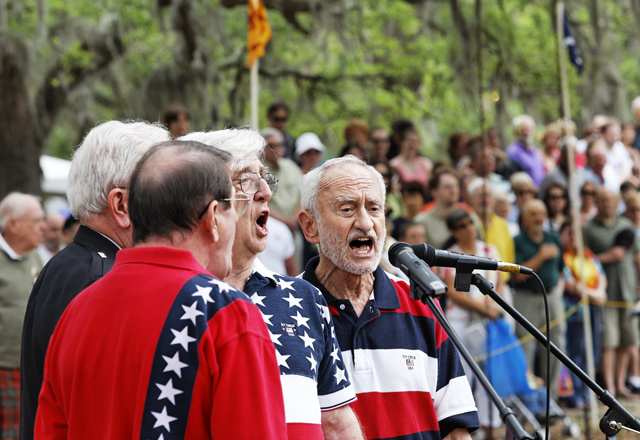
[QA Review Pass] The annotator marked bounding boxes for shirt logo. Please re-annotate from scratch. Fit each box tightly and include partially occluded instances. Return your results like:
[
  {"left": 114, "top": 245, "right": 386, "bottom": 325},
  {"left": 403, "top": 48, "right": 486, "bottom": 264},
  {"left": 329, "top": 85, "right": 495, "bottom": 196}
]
[
  {"left": 403, "top": 354, "right": 416, "bottom": 370},
  {"left": 281, "top": 323, "right": 297, "bottom": 336}
]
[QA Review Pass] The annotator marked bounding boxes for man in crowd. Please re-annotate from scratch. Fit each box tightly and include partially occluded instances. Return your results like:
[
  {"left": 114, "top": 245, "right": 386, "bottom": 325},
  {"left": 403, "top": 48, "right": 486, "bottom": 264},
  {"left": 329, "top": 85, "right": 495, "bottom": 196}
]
[
  {"left": 299, "top": 156, "right": 479, "bottom": 440},
  {"left": 583, "top": 188, "right": 640, "bottom": 397},
  {"left": 577, "top": 139, "right": 620, "bottom": 192},
  {"left": 267, "top": 102, "right": 296, "bottom": 158},
  {"left": 261, "top": 127, "right": 302, "bottom": 232},
  {"left": 20, "top": 121, "right": 171, "bottom": 440},
  {"left": 506, "top": 114, "right": 546, "bottom": 187},
  {"left": 415, "top": 167, "right": 470, "bottom": 250},
  {"left": 35, "top": 140, "right": 286, "bottom": 439},
  {"left": 468, "top": 144, "right": 510, "bottom": 195},
  {"left": 37, "top": 210, "right": 65, "bottom": 264},
  {"left": 512, "top": 199, "right": 565, "bottom": 399},
  {"left": 181, "top": 129, "right": 361, "bottom": 439},
  {"left": 0, "top": 193, "right": 45, "bottom": 440}
]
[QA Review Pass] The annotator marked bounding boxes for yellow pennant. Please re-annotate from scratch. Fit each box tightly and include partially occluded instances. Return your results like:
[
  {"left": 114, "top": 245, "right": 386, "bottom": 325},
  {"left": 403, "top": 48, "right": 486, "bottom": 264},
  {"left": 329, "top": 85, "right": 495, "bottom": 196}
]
[{"left": 247, "top": 0, "right": 272, "bottom": 69}]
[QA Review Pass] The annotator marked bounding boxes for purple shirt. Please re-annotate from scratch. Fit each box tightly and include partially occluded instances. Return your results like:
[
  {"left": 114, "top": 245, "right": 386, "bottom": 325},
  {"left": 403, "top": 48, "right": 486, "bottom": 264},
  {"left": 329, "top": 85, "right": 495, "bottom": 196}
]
[{"left": 506, "top": 141, "right": 546, "bottom": 187}]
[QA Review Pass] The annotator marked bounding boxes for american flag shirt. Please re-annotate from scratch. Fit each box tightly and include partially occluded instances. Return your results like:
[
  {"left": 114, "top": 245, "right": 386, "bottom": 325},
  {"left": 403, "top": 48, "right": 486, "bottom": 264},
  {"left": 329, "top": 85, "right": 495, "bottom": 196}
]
[{"left": 244, "top": 260, "right": 356, "bottom": 439}]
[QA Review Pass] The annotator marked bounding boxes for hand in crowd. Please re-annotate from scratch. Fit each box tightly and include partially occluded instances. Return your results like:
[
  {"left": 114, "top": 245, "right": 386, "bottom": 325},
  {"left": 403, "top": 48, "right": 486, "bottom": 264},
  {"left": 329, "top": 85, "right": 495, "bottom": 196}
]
[
  {"left": 484, "top": 304, "right": 502, "bottom": 321},
  {"left": 538, "top": 243, "right": 560, "bottom": 261},
  {"left": 607, "top": 246, "right": 627, "bottom": 263}
]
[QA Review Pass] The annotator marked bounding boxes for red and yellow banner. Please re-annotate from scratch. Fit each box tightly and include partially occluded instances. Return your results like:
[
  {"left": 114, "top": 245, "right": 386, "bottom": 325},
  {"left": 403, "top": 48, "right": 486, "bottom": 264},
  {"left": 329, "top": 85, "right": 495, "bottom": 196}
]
[{"left": 248, "top": 0, "right": 271, "bottom": 69}]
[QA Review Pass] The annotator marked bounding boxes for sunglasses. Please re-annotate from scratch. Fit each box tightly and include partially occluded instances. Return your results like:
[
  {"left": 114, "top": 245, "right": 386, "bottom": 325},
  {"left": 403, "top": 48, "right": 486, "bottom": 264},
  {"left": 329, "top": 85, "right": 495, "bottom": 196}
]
[
  {"left": 581, "top": 190, "right": 596, "bottom": 196},
  {"left": 548, "top": 194, "right": 566, "bottom": 200},
  {"left": 272, "top": 116, "right": 287, "bottom": 123},
  {"left": 452, "top": 219, "right": 474, "bottom": 231},
  {"left": 233, "top": 172, "right": 278, "bottom": 196}
]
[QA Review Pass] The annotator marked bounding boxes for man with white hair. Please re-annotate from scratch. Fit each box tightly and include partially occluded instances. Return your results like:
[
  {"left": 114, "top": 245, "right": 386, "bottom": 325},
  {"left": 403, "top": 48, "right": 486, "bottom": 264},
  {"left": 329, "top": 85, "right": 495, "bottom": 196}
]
[
  {"left": 37, "top": 211, "right": 65, "bottom": 264},
  {"left": 299, "top": 156, "right": 479, "bottom": 440},
  {"left": 180, "top": 129, "right": 361, "bottom": 439},
  {"left": 0, "top": 192, "right": 45, "bottom": 440},
  {"left": 20, "top": 121, "right": 171, "bottom": 440},
  {"left": 506, "top": 114, "right": 546, "bottom": 187}
]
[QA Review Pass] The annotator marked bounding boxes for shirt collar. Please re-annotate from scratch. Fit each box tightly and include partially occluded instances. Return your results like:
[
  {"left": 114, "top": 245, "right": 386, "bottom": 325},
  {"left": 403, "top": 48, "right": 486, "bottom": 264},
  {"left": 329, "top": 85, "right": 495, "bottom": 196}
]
[
  {"left": 252, "top": 258, "right": 278, "bottom": 285},
  {"left": 302, "top": 256, "right": 400, "bottom": 310},
  {"left": 83, "top": 226, "right": 122, "bottom": 250},
  {"left": 0, "top": 233, "right": 24, "bottom": 260}
]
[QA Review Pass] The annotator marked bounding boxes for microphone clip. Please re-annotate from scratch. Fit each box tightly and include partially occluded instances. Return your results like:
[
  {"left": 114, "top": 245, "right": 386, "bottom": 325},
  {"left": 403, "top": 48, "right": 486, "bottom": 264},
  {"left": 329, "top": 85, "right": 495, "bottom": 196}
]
[{"left": 453, "top": 256, "right": 481, "bottom": 293}]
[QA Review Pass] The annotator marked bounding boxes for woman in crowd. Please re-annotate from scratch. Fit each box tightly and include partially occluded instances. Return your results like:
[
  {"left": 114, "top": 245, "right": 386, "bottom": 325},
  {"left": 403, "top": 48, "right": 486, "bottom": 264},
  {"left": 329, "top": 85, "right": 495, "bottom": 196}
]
[
  {"left": 543, "top": 182, "right": 570, "bottom": 232},
  {"left": 579, "top": 181, "right": 598, "bottom": 224},
  {"left": 539, "top": 123, "right": 561, "bottom": 173},
  {"left": 390, "top": 127, "right": 433, "bottom": 191}
]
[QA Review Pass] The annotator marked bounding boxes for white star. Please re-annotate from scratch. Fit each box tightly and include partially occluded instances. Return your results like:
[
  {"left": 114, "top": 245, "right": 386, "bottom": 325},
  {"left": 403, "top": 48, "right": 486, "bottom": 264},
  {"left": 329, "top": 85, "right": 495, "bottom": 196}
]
[
  {"left": 276, "top": 349, "right": 290, "bottom": 369},
  {"left": 261, "top": 313, "right": 273, "bottom": 326},
  {"left": 283, "top": 292, "right": 303, "bottom": 309},
  {"left": 318, "top": 304, "right": 331, "bottom": 322},
  {"left": 151, "top": 406, "right": 177, "bottom": 432},
  {"left": 307, "top": 353, "right": 318, "bottom": 372},
  {"left": 276, "top": 278, "right": 295, "bottom": 291},
  {"left": 148, "top": 434, "right": 165, "bottom": 440},
  {"left": 156, "top": 378, "right": 183, "bottom": 405},
  {"left": 192, "top": 285, "right": 214, "bottom": 303},
  {"left": 209, "top": 278, "right": 233, "bottom": 294},
  {"left": 334, "top": 366, "right": 347, "bottom": 384},
  {"left": 292, "top": 311, "right": 310, "bottom": 329},
  {"left": 250, "top": 292, "right": 266, "bottom": 307},
  {"left": 162, "top": 352, "right": 188, "bottom": 378},
  {"left": 330, "top": 345, "right": 340, "bottom": 363},
  {"left": 269, "top": 329, "right": 282, "bottom": 346},
  {"left": 170, "top": 326, "right": 196, "bottom": 351},
  {"left": 299, "top": 331, "right": 316, "bottom": 350},
  {"left": 180, "top": 301, "right": 204, "bottom": 325}
]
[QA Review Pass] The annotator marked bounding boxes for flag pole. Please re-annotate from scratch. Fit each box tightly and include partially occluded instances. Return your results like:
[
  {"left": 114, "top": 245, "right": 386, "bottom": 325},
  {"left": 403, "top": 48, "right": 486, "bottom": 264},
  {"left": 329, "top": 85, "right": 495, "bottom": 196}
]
[
  {"left": 557, "top": 1, "right": 598, "bottom": 425},
  {"left": 250, "top": 59, "right": 259, "bottom": 129}
]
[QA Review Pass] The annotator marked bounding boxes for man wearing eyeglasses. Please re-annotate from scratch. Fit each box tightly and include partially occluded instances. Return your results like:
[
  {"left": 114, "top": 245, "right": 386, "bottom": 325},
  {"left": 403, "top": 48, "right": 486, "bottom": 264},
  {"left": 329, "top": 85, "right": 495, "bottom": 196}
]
[
  {"left": 180, "top": 129, "right": 363, "bottom": 439},
  {"left": 267, "top": 102, "right": 296, "bottom": 159},
  {"left": 34, "top": 140, "right": 287, "bottom": 439}
]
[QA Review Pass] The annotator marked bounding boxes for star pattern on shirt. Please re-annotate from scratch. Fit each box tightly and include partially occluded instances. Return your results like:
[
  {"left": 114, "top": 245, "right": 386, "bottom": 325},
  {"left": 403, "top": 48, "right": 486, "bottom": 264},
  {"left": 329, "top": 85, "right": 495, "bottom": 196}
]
[
  {"left": 269, "top": 329, "right": 282, "bottom": 346},
  {"left": 261, "top": 313, "right": 273, "bottom": 326},
  {"left": 156, "top": 378, "right": 183, "bottom": 405},
  {"left": 299, "top": 331, "right": 316, "bottom": 350},
  {"left": 151, "top": 406, "right": 177, "bottom": 432},
  {"left": 307, "top": 353, "right": 318, "bottom": 372},
  {"left": 209, "top": 278, "right": 233, "bottom": 294},
  {"left": 292, "top": 311, "right": 310, "bottom": 329},
  {"left": 276, "top": 277, "right": 295, "bottom": 291},
  {"left": 334, "top": 366, "right": 347, "bottom": 385},
  {"left": 192, "top": 285, "right": 214, "bottom": 303},
  {"left": 276, "top": 349, "right": 290, "bottom": 369},
  {"left": 170, "top": 326, "right": 196, "bottom": 351},
  {"left": 162, "top": 352, "right": 188, "bottom": 378},
  {"left": 250, "top": 292, "right": 266, "bottom": 307},
  {"left": 180, "top": 301, "right": 204, "bottom": 325},
  {"left": 330, "top": 345, "right": 340, "bottom": 363},
  {"left": 283, "top": 292, "right": 303, "bottom": 309}
]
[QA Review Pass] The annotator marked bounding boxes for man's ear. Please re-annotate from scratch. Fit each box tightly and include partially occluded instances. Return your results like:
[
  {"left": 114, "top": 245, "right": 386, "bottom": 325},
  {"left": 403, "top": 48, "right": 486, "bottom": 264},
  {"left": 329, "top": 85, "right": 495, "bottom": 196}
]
[
  {"left": 107, "top": 188, "right": 131, "bottom": 229},
  {"left": 298, "top": 210, "right": 319, "bottom": 244},
  {"left": 206, "top": 200, "right": 220, "bottom": 242}
]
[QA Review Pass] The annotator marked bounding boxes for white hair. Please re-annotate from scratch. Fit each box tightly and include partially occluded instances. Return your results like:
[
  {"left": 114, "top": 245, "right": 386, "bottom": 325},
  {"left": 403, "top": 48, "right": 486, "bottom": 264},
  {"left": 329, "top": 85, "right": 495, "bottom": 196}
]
[
  {"left": 260, "top": 127, "right": 284, "bottom": 142},
  {"left": 466, "top": 177, "right": 494, "bottom": 198},
  {"left": 632, "top": 96, "right": 640, "bottom": 112},
  {"left": 509, "top": 171, "right": 536, "bottom": 189},
  {"left": 67, "top": 120, "right": 170, "bottom": 221},
  {"left": 179, "top": 127, "right": 265, "bottom": 173},
  {"left": 512, "top": 114, "right": 535, "bottom": 130},
  {"left": 0, "top": 192, "right": 41, "bottom": 230},
  {"left": 300, "top": 156, "right": 386, "bottom": 218}
]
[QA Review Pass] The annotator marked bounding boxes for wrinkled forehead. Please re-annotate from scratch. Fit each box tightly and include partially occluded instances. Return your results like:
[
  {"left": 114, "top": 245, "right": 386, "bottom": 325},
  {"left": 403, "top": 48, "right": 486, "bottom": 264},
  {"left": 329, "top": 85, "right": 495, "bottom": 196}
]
[
  {"left": 233, "top": 157, "right": 265, "bottom": 175},
  {"left": 319, "top": 165, "right": 384, "bottom": 203}
]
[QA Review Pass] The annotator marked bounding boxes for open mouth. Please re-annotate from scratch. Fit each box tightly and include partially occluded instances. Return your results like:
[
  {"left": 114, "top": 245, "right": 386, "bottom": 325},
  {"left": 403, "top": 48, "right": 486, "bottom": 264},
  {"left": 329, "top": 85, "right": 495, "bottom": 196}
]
[
  {"left": 256, "top": 211, "right": 268, "bottom": 232},
  {"left": 349, "top": 237, "right": 373, "bottom": 255}
]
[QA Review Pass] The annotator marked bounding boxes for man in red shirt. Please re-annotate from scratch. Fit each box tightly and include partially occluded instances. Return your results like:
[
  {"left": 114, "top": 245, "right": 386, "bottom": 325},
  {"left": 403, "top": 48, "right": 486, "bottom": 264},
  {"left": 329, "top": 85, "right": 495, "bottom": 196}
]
[{"left": 35, "top": 140, "right": 286, "bottom": 439}]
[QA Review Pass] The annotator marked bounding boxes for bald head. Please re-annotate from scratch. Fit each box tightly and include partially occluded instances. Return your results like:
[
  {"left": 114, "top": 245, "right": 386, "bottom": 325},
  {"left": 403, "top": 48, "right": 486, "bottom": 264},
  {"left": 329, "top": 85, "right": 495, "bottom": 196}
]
[{"left": 0, "top": 192, "right": 46, "bottom": 255}]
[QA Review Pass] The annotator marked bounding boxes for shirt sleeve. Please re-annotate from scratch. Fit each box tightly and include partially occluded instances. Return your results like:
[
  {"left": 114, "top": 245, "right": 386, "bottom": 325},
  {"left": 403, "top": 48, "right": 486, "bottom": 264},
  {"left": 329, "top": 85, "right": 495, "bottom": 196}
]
[
  {"left": 209, "top": 301, "right": 287, "bottom": 439},
  {"left": 314, "top": 288, "right": 357, "bottom": 410}
]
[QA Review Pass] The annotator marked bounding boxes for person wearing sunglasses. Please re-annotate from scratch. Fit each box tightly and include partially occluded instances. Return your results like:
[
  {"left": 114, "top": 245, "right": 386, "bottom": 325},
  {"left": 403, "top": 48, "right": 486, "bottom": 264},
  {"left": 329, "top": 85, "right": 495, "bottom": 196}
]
[
  {"left": 180, "top": 129, "right": 362, "bottom": 440},
  {"left": 267, "top": 102, "right": 296, "bottom": 159}
]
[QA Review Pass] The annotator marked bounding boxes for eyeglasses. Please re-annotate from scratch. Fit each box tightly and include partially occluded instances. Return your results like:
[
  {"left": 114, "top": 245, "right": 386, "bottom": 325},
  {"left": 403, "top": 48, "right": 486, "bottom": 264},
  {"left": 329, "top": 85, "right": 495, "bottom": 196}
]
[
  {"left": 371, "top": 138, "right": 389, "bottom": 144},
  {"left": 197, "top": 197, "right": 251, "bottom": 219},
  {"left": 515, "top": 189, "right": 536, "bottom": 197},
  {"left": 581, "top": 190, "right": 596, "bottom": 197},
  {"left": 452, "top": 219, "right": 474, "bottom": 231},
  {"left": 233, "top": 172, "right": 278, "bottom": 196},
  {"left": 548, "top": 194, "right": 566, "bottom": 200},
  {"left": 272, "top": 116, "right": 287, "bottom": 123}
]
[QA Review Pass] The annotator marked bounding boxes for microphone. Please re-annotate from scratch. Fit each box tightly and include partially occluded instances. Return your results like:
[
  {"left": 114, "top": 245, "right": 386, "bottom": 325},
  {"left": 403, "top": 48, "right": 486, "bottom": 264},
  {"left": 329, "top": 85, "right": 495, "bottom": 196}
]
[
  {"left": 388, "top": 242, "right": 447, "bottom": 297},
  {"left": 410, "top": 243, "right": 533, "bottom": 275}
]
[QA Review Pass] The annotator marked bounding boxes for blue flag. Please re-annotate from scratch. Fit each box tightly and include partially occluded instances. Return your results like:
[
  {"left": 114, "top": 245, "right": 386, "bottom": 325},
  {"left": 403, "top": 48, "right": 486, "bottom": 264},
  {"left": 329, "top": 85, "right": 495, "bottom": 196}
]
[{"left": 563, "top": 12, "right": 583, "bottom": 75}]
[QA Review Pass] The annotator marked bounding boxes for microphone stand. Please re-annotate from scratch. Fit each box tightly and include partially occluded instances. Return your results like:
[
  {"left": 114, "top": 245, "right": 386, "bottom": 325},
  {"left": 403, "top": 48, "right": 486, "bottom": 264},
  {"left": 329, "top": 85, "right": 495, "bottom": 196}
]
[
  {"left": 466, "top": 271, "right": 640, "bottom": 440},
  {"left": 409, "top": 282, "right": 537, "bottom": 440}
]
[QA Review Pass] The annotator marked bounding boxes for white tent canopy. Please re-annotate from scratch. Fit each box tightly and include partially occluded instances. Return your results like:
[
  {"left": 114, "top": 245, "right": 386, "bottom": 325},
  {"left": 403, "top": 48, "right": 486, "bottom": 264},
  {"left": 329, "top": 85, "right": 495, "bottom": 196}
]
[{"left": 40, "top": 155, "right": 71, "bottom": 196}]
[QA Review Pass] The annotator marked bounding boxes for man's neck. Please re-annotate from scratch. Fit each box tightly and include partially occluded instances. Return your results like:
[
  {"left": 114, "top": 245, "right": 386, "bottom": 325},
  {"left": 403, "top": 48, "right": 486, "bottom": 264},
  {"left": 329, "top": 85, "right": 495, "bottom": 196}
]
[
  {"left": 0, "top": 232, "right": 30, "bottom": 257},
  {"left": 83, "top": 215, "right": 128, "bottom": 249},
  {"left": 598, "top": 214, "right": 616, "bottom": 226},
  {"left": 526, "top": 228, "right": 544, "bottom": 242},
  {"left": 434, "top": 201, "right": 456, "bottom": 217},
  {"left": 315, "top": 255, "right": 374, "bottom": 317},
  {"left": 225, "top": 254, "right": 258, "bottom": 291}
]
